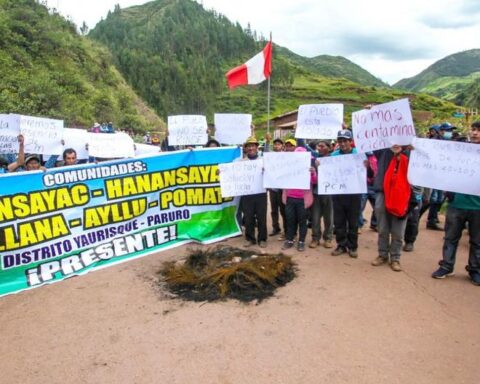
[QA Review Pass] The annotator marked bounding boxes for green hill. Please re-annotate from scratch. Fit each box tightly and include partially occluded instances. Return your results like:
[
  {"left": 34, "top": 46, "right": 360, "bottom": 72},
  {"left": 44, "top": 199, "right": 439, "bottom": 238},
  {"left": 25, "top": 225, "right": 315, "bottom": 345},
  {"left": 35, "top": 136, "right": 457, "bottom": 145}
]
[
  {"left": 394, "top": 49, "right": 480, "bottom": 108},
  {"left": 0, "top": 0, "right": 164, "bottom": 132},
  {"left": 275, "top": 46, "right": 387, "bottom": 87},
  {"left": 89, "top": 0, "right": 458, "bottom": 132}
]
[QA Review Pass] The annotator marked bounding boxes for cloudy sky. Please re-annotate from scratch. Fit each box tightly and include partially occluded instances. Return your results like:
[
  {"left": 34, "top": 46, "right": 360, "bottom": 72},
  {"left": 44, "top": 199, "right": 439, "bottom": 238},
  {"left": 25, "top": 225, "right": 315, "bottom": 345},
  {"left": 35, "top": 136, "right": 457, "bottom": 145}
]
[{"left": 46, "top": 0, "right": 480, "bottom": 84}]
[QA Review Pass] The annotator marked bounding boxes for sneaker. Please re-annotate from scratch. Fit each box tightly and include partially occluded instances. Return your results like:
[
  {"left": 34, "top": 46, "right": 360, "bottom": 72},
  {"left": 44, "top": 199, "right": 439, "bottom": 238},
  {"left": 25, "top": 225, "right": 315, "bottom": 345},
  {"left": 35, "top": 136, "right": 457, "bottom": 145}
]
[
  {"left": 371, "top": 256, "right": 387, "bottom": 266},
  {"left": 390, "top": 260, "right": 402, "bottom": 272},
  {"left": 243, "top": 240, "right": 255, "bottom": 248},
  {"left": 281, "top": 240, "right": 294, "bottom": 250},
  {"left": 403, "top": 243, "right": 414, "bottom": 252},
  {"left": 349, "top": 249, "right": 358, "bottom": 258},
  {"left": 278, "top": 233, "right": 285, "bottom": 241},
  {"left": 431, "top": 267, "right": 454, "bottom": 279},
  {"left": 426, "top": 223, "right": 443, "bottom": 231},
  {"left": 468, "top": 271, "right": 480, "bottom": 286},
  {"left": 323, "top": 239, "right": 333, "bottom": 249},
  {"left": 297, "top": 241, "right": 305, "bottom": 252},
  {"left": 308, "top": 240, "right": 320, "bottom": 248},
  {"left": 258, "top": 241, "right": 267, "bottom": 248},
  {"left": 331, "top": 247, "right": 347, "bottom": 256},
  {"left": 269, "top": 230, "right": 280, "bottom": 237}
]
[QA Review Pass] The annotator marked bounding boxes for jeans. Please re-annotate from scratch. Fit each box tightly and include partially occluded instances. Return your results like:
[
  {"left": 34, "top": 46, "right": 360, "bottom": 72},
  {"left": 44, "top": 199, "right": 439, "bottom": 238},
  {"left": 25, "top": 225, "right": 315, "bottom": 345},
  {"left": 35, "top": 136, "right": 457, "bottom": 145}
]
[
  {"left": 440, "top": 206, "right": 480, "bottom": 273},
  {"left": 310, "top": 194, "right": 333, "bottom": 241},
  {"left": 375, "top": 192, "right": 408, "bottom": 261},
  {"left": 285, "top": 197, "right": 308, "bottom": 243},
  {"left": 359, "top": 186, "right": 377, "bottom": 227},
  {"left": 241, "top": 193, "right": 268, "bottom": 243},
  {"left": 427, "top": 189, "right": 444, "bottom": 225},
  {"left": 404, "top": 201, "right": 422, "bottom": 244},
  {"left": 332, "top": 194, "right": 362, "bottom": 251}
]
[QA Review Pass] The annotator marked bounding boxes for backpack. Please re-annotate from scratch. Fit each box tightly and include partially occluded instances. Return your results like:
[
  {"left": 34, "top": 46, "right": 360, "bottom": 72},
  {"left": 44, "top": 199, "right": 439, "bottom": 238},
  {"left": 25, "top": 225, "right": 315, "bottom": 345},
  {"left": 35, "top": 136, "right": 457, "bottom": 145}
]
[{"left": 383, "top": 153, "right": 411, "bottom": 218}]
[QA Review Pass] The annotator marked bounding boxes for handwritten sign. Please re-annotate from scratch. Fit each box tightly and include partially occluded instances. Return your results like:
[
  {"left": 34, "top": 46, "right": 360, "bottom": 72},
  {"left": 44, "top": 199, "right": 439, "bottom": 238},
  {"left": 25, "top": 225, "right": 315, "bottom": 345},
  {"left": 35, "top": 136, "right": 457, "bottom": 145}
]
[
  {"left": 352, "top": 98, "right": 416, "bottom": 153},
  {"left": 263, "top": 152, "right": 310, "bottom": 189},
  {"left": 61, "top": 128, "right": 89, "bottom": 159},
  {"left": 295, "top": 104, "right": 343, "bottom": 139},
  {"left": 219, "top": 159, "right": 265, "bottom": 197},
  {"left": 168, "top": 115, "right": 208, "bottom": 146},
  {"left": 408, "top": 138, "right": 480, "bottom": 196},
  {"left": 214, "top": 113, "right": 251, "bottom": 144},
  {"left": 11, "top": 114, "right": 64, "bottom": 155},
  {"left": 135, "top": 143, "right": 161, "bottom": 157},
  {"left": 0, "top": 114, "right": 19, "bottom": 154},
  {"left": 316, "top": 154, "right": 367, "bottom": 195},
  {"left": 87, "top": 132, "right": 134, "bottom": 158}
]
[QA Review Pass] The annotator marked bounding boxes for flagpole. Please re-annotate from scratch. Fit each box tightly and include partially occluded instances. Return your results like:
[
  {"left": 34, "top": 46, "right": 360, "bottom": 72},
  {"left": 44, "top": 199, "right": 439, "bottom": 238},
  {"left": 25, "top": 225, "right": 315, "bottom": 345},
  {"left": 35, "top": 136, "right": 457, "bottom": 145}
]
[{"left": 267, "top": 32, "right": 272, "bottom": 135}]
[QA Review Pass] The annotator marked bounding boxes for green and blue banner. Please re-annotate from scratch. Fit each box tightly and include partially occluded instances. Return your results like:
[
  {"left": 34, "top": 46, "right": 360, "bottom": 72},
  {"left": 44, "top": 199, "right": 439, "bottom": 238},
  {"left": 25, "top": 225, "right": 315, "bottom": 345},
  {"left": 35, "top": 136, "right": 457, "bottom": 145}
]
[{"left": 0, "top": 147, "right": 242, "bottom": 297}]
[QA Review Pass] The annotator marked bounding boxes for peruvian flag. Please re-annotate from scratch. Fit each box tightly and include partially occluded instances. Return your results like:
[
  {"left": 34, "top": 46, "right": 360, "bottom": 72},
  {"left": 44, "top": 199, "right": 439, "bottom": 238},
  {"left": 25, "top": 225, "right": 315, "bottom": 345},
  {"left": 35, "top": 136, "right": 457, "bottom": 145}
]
[{"left": 225, "top": 41, "right": 272, "bottom": 89}]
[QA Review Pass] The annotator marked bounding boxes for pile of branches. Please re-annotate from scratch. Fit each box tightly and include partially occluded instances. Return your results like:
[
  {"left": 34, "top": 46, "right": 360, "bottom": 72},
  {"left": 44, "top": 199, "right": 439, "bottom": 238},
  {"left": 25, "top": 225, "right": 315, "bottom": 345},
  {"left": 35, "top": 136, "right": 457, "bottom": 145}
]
[{"left": 159, "top": 246, "right": 296, "bottom": 303}]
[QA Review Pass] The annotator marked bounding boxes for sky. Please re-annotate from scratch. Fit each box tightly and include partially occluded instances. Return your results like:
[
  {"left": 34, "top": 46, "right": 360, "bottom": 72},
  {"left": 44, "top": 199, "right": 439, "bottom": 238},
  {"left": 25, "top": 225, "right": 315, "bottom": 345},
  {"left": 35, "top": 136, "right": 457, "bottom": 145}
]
[{"left": 46, "top": 0, "right": 480, "bottom": 84}]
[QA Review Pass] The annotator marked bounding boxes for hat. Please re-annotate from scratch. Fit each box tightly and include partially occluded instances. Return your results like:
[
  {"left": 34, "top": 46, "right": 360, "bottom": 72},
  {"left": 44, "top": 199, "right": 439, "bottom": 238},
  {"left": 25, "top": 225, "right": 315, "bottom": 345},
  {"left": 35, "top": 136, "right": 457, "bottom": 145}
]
[
  {"left": 439, "top": 122, "right": 457, "bottom": 131},
  {"left": 429, "top": 124, "right": 441, "bottom": 132},
  {"left": 25, "top": 154, "right": 41, "bottom": 165},
  {"left": 94, "top": 122, "right": 100, "bottom": 128},
  {"left": 285, "top": 138, "right": 297, "bottom": 146},
  {"left": 244, "top": 136, "right": 259, "bottom": 146},
  {"left": 273, "top": 138, "right": 284, "bottom": 144},
  {"left": 337, "top": 129, "right": 353, "bottom": 140}
]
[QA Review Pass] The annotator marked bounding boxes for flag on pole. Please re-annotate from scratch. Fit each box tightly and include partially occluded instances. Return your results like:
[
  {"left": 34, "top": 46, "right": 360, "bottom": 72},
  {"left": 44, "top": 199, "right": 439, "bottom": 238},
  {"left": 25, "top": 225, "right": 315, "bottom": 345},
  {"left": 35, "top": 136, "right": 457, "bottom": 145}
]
[{"left": 225, "top": 41, "right": 272, "bottom": 89}]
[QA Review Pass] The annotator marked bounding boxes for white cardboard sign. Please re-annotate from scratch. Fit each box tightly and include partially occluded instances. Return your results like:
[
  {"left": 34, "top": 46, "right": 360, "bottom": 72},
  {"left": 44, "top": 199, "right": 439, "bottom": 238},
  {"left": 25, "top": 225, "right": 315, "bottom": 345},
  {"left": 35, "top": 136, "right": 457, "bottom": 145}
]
[
  {"left": 87, "top": 132, "right": 134, "bottom": 158},
  {"left": 219, "top": 158, "right": 265, "bottom": 197},
  {"left": 214, "top": 113, "right": 251, "bottom": 145},
  {"left": 62, "top": 128, "right": 89, "bottom": 159},
  {"left": 352, "top": 98, "right": 416, "bottom": 153},
  {"left": 12, "top": 114, "right": 64, "bottom": 155},
  {"left": 408, "top": 137, "right": 480, "bottom": 196},
  {"left": 0, "top": 114, "right": 20, "bottom": 154},
  {"left": 263, "top": 152, "right": 311, "bottom": 189},
  {"left": 168, "top": 115, "right": 208, "bottom": 146},
  {"left": 134, "top": 143, "right": 161, "bottom": 157},
  {"left": 295, "top": 104, "right": 343, "bottom": 139},
  {"left": 316, "top": 153, "right": 367, "bottom": 195}
]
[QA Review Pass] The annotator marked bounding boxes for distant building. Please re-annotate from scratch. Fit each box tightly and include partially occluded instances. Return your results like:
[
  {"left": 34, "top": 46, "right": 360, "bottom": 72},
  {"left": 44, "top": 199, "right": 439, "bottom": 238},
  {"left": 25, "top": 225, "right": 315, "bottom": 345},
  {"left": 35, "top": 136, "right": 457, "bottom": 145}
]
[{"left": 270, "top": 110, "right": 297, "bottom": 138}]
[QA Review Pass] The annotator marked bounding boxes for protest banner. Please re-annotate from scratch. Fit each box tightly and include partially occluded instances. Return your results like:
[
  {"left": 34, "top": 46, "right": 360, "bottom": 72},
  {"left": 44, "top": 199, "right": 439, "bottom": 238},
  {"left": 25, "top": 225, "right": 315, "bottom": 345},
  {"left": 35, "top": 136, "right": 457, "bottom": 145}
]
[
  {"left": 408, "top": 137, "right": 480, "bottom": 196},
  {"left": 168, "top": 115, "right": 208, "bottom": 146},
  {"left": 219, "top": 158, "right": 265, "bottom": 197},
  {"left": 135, "top": 143, "right": 161, "bottom": 157},
  {"left": 0, "top": 147, "right": 242, "bottom": 297},
  {"left": 352, "top": 98, "right": 416, "bottom": 153},
  {"left": 0, "top": 114, "right": 19, "bottom": 154},
  {"left": 11, "top": 114, "right": 64, "bottom": 155},
  {"left": 61, "top": 128, "right": 89, "bottom": 159},
  {"left": 263, "top": 152, "right": 311, "bottom": 189},
  {"left": 87, "top": 132, "right": 135, "bottom": 158},
  {"left": 295, "top": 104, "right": 343, "bottom": 139},
  {"left": 316, "top": 153, "right": 367, "bottom": 195},
  {"left": 214, "top": 113, "right": 252, "bottom": 145}
]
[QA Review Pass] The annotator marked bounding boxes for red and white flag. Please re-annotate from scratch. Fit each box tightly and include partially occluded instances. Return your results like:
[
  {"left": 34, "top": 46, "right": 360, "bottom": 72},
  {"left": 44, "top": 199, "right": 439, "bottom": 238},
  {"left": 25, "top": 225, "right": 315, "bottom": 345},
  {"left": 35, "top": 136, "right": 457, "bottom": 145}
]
[{"left": 225, "top": 41, "right": 272, "bottom": 89}]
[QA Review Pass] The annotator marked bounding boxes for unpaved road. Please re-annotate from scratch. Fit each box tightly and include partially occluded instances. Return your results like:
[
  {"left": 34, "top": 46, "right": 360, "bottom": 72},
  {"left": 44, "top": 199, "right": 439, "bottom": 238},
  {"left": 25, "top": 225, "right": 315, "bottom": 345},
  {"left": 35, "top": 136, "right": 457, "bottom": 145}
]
[{"left": 1, "top": 211, "right": 479, "bottom": 384}]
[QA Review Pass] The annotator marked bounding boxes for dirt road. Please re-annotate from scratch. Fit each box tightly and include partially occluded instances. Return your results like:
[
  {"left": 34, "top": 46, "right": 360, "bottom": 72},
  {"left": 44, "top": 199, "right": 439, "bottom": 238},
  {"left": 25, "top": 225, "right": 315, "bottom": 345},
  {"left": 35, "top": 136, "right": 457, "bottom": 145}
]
[{"left": 1, "top": 211, "right": 479, "bottom": 384}]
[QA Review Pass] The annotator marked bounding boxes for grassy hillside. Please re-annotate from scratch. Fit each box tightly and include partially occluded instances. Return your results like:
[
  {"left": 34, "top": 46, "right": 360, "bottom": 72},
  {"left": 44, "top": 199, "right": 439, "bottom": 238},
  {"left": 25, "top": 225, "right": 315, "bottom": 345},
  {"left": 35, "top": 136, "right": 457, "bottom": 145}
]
[
  {"left": 0, "top": 0, "right": 164, "bottom": 132},
  {"left": 88, "top": 0, "right": 459, "bottom": 134},
  {"left": 394, "top": 49, "right": 480, "bottom": 108}
]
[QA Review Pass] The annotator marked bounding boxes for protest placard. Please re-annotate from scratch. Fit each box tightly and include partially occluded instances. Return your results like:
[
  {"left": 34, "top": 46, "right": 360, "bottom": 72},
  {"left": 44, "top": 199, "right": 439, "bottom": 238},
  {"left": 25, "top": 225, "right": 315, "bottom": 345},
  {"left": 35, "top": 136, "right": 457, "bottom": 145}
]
[
  {"left": 11, "top": 114, "right": 64, "bottom": 155},
  {"left": 87, "top": 132, "right": 135, "bottom": 158},
  {"left": 263, "top": 152, "right": 311, "bottom": 189},
  {"left": 61, "top": 128, "right": 89, "bottom": 159},
  {"left": 219, "top": 158, "right": 265, "bottom": 197},
  {"left": 295, "top": 104, "right": 343, "bottom": 139},
  {"left": 352, "top": 98, "right": 416, "bottom": 153},
  {"left": 168, "top": 115, "right": 208, "bottom": 146},
  {"left": 0, "top": 114, "right": 19, "bottom": 154},
  {"left": 214, "top": 113, "right": 251, "bottom": 144},
  {"left": 408, "top": 137, "right": 480, "bottom": 196},
  {"left": 316, "top": 153, "right": 367, "bottom": 195},
  {"left": 135, "top": 143, "right": 161, "bottom": 157}
]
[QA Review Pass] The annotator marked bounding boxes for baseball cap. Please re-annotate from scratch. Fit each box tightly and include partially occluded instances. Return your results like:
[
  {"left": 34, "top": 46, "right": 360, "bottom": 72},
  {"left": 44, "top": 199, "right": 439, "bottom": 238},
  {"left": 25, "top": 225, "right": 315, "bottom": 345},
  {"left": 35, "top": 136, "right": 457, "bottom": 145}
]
[
  {"left": 337, "top": 130, "right": 353, "bottom": 140},
  {"left": 244, "top": 136, "right": 259, "bottom": 145},
  {"left": 285, "top": 138, "right": 297, "bottom": 146}
]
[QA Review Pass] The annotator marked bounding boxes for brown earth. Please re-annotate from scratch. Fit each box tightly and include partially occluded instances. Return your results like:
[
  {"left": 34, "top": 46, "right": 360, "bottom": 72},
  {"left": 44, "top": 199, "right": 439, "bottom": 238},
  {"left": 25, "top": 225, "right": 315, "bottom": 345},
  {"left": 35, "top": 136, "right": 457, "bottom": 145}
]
[{"left": 1, "top": 209, "right": 479, "bottom": 384}]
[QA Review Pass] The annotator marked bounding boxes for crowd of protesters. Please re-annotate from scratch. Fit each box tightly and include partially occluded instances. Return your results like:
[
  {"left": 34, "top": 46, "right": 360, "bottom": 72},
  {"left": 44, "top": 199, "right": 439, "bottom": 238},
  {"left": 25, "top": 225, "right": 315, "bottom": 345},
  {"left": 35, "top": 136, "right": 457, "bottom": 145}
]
[{"left": 1, "top": 119, "right": 478, "bottom": 286}]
